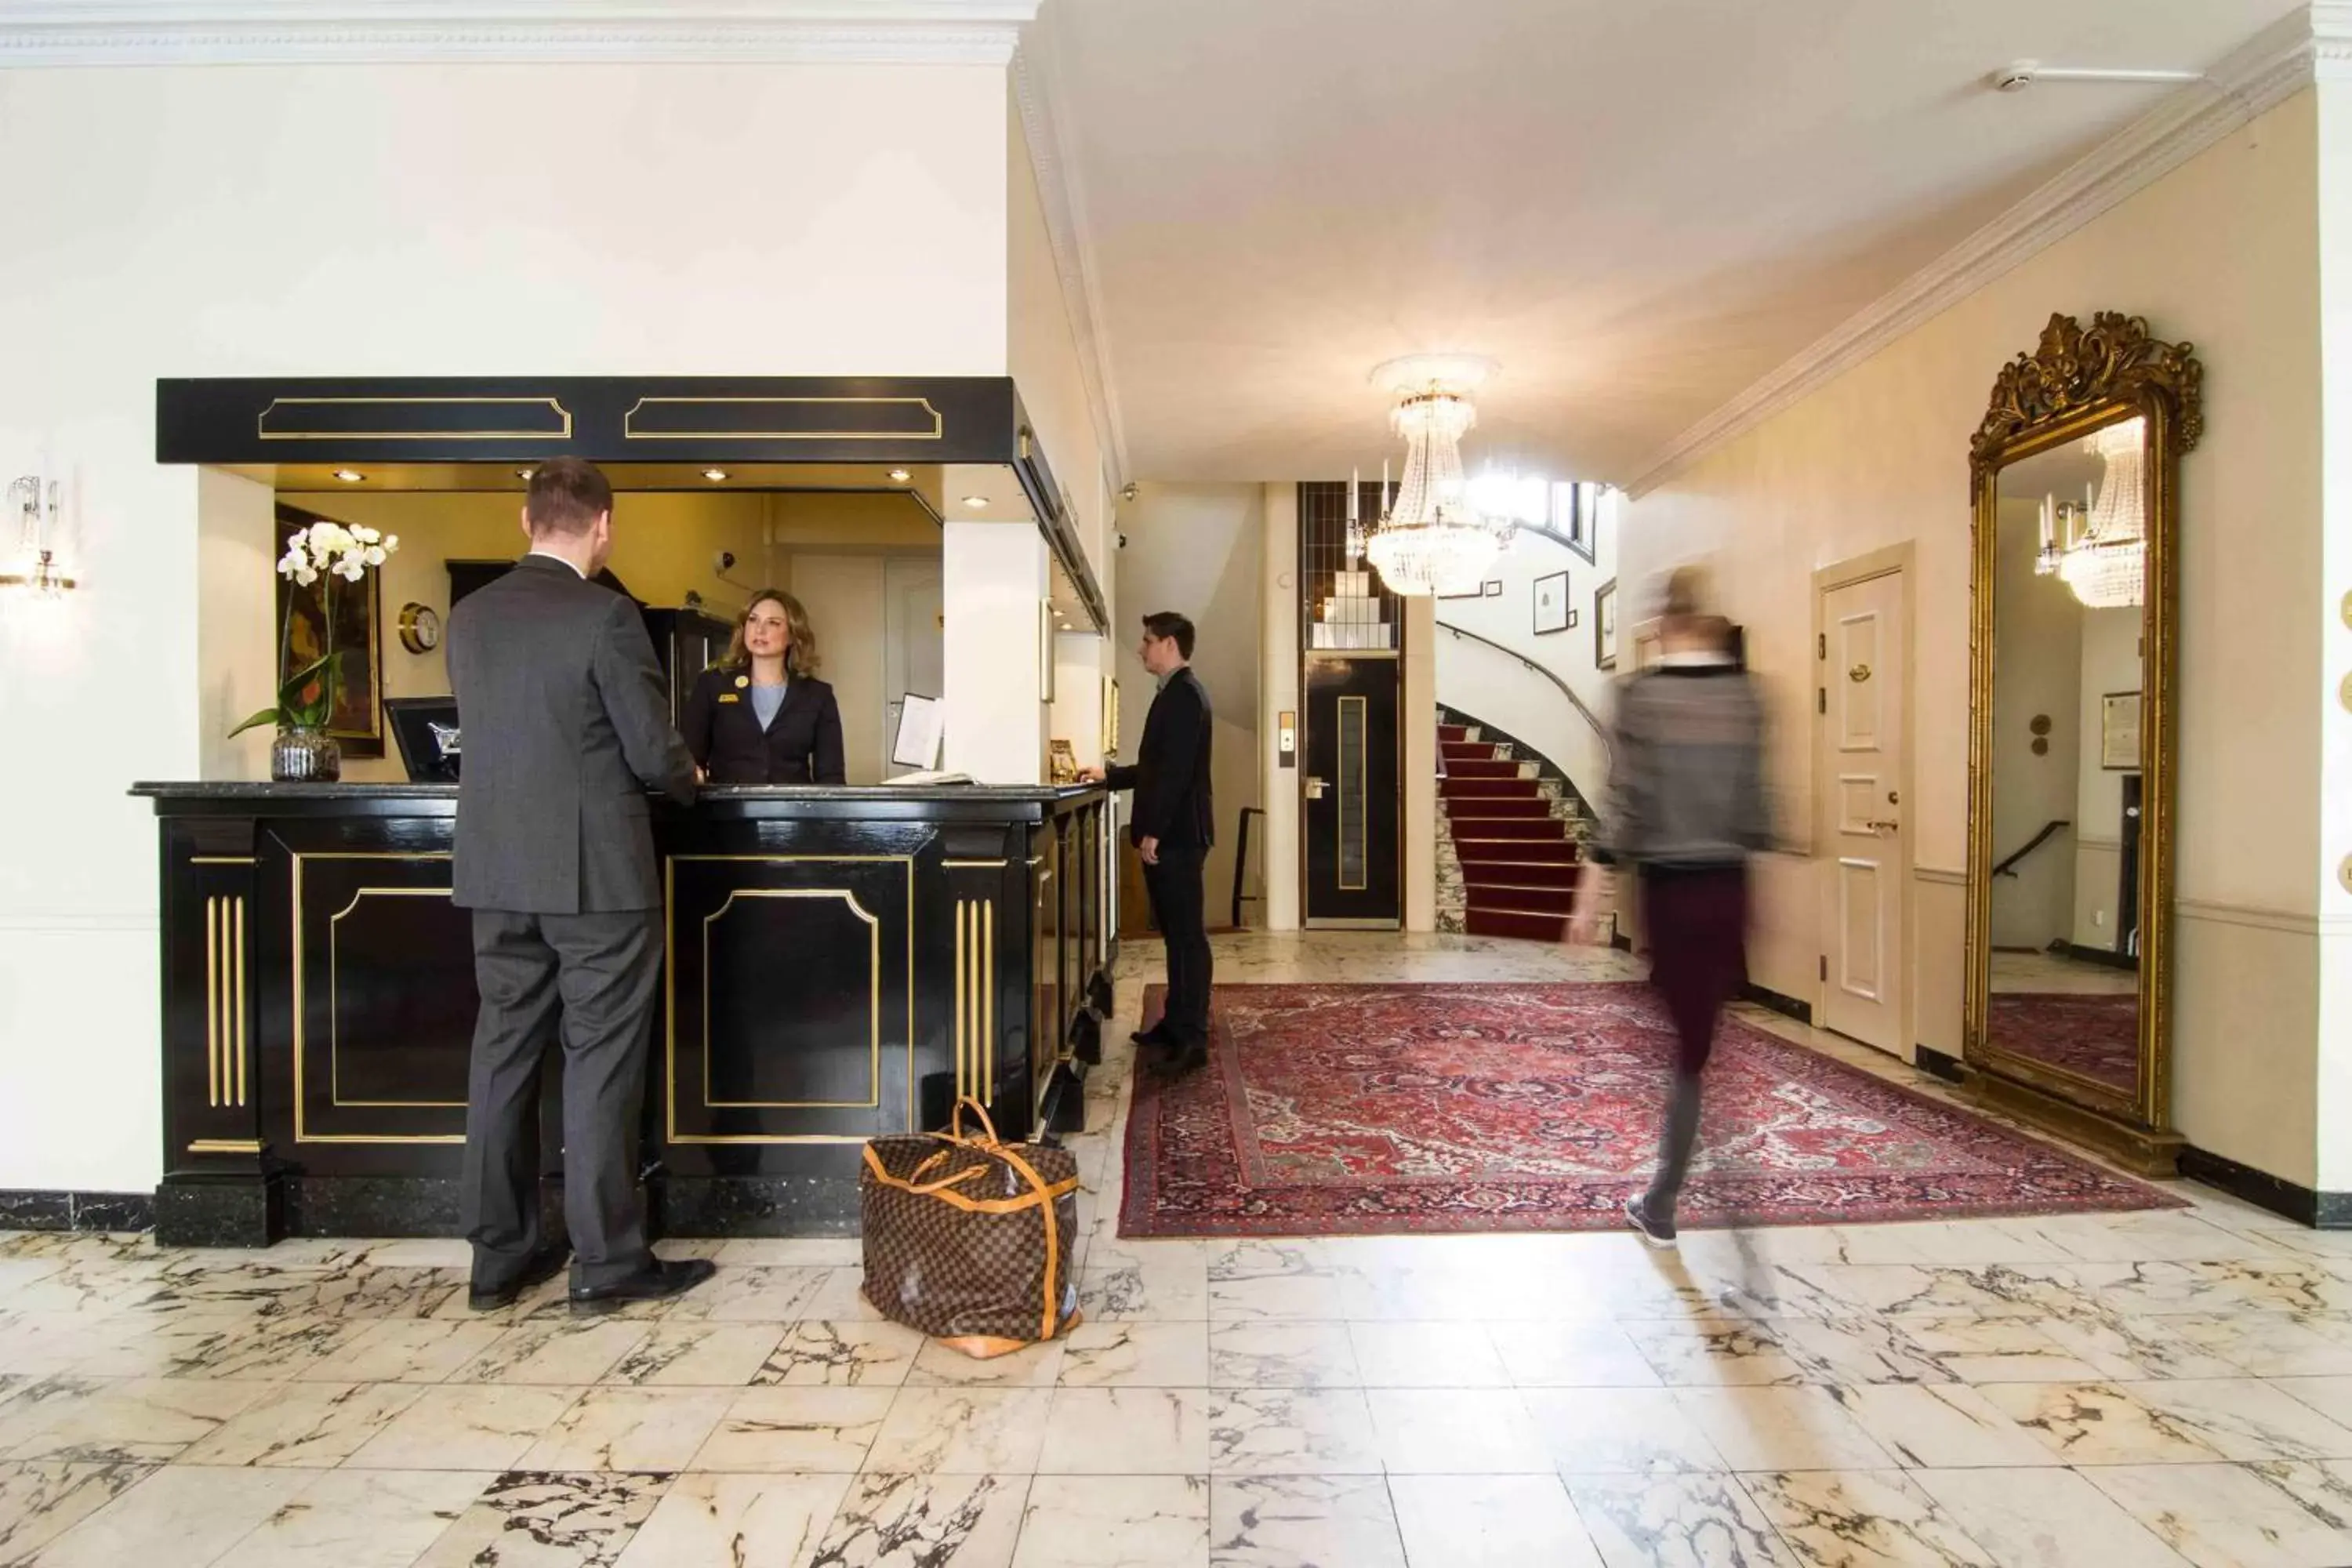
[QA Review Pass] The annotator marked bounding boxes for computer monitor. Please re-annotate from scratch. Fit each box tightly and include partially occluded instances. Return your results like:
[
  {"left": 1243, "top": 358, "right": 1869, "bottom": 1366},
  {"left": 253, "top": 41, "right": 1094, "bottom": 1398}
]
[{"left": 385, "top": 696, "right": 463, "bottom": 782}]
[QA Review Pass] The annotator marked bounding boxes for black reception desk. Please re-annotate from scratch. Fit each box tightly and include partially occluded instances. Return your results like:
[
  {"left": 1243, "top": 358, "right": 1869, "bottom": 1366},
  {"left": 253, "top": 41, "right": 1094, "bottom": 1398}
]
[{"left": 131, "top": 782, "right": 1116, "bottom": 1247}]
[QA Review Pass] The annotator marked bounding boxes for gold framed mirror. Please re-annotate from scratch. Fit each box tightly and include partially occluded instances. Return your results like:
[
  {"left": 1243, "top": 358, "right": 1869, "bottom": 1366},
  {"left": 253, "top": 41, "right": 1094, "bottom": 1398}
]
[{"left": 1964, "top": 311, "right": 2200, "bottom": 1174}]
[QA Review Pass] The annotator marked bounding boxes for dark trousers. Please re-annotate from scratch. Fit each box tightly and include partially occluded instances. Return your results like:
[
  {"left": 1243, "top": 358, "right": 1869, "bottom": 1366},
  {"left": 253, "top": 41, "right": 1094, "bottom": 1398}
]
[
  {"left": 1637, "top": 863, "right": 1749, "bottom": 1221},
  {"left": 1143, "top": 839, "right": 1212, "bottom": 1044},
  {"left": 462, "top": 907, "right": 662, "bottom": 1291}
]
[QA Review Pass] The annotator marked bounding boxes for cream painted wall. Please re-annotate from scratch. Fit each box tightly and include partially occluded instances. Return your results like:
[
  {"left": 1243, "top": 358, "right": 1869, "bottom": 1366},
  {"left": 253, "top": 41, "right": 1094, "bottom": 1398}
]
[
  {"left": 0, "top": 57, "right": 1009, "bottom": 1194},
  {"left": 943, "top": 521, "right": 1049, "bottom": 784},
  {"left": 1008, "top": 96, "right": 1110, "bottom": 587},
  {"left": 1988, "top": 499, "right": 2083, "bottom": 951},
  {"left": 1622, "top": 90, "right": 2328, "bottom": 1185},
  {"left": 1403, "top": 597, "right": 1437, "bottom": 933},
  {"left": 2071, "top": 607, "right": 2142, "bottom": 950},
  {"left": 2310, "top": 76, "right": 2352, "bottom": 1191},
  {"left": 1115, "top": 485, "right": 1265, "bottom": 929}
]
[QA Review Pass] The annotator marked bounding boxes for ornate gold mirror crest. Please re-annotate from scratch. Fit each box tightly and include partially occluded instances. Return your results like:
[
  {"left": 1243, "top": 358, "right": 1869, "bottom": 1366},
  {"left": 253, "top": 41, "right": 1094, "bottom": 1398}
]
[{"left": 1964, "top": 312, "right": 2198, "bottom": 1174}]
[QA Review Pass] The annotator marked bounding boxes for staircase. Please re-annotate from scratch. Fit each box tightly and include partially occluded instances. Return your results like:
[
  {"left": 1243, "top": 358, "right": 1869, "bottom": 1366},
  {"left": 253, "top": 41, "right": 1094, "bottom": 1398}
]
[{"left": 1438, "top": 716, "right": 1588, "bottom": 942}]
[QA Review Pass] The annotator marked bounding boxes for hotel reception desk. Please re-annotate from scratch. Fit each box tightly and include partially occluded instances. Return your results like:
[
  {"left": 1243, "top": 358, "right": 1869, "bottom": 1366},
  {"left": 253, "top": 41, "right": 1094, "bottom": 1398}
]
[{"left": 131, "top": 782, "right": 1116, "bottom": 1247}]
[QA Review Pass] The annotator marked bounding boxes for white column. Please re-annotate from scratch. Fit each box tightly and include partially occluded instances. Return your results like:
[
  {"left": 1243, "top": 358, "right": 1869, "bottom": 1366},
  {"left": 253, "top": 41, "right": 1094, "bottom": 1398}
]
[
  {"left": 942, "top": 521, "right": 1047, "bottom": 784},
  {"left": 1260, "top": 483, "right": 1301, "bottom": 930},
  {"left": 1403, "top": 594, "right": 1437, "bottom": 932},
  {"left": 2314, "top": 72, "right": 2352, "bottom": 1192}
]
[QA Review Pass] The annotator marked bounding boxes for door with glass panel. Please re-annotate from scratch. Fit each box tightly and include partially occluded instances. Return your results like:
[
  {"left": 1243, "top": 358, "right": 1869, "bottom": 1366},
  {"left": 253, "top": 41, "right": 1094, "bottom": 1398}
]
[{"left": 1302, "top": 655, "right": 1400, "bottom": 927}]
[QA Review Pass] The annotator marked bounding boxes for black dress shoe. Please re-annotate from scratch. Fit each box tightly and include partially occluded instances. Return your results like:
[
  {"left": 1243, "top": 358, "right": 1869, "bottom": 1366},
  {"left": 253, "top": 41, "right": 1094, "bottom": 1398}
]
[
  {"left": 1131, "top": 1025, "right": 1174, "bottom": 1048},
  {"left": 1149, "top": 1042, "right": 1208, "bottom": 1079},
  {"left": 568, "top": 1258, "right": 717, "bottom": 1316},
  {"left": 467, "top": 1245, "right": 571, "bottom": 1312}
]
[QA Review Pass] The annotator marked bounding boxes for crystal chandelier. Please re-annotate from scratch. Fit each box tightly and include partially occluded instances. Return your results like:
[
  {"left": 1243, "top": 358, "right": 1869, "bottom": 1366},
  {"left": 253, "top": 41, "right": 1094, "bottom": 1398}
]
[
  {"left": 1359, "top": 358, "right": 1515, "bottom": 597},
  {"left": 2036, "top": 417, "right": 2146, "bottom": 610}
]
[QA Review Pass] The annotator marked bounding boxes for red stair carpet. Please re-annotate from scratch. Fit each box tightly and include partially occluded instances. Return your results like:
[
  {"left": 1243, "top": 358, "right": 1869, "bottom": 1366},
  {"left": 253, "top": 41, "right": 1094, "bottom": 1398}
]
[
  {"left": 1118, "top": 983, "right": 2180, "bottom": 1240},
  {"left": 1442, "top": 723, "right": 1582, "bottom": 941}
]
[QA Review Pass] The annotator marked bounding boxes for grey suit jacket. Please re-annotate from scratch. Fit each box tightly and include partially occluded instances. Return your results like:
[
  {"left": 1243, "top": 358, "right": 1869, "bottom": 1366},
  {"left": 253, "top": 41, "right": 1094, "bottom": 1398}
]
[{"left": 447, "top": 554, "right": 697, "bottom": 914}]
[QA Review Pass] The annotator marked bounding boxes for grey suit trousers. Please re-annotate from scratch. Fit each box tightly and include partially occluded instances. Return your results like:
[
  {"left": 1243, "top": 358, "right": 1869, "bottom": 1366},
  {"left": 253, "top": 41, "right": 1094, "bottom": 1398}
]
[{"left": 461, "top": 908, "right": 662, "bottom": 1291}]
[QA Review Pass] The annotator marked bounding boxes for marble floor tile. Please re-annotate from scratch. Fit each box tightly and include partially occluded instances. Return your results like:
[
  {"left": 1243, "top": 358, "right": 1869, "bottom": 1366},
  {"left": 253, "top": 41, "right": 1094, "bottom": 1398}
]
[
  {"left": 908, "top": 1335, "right": 1068, "bottom": 1388},
  {"left": 753, "top": 1321, "right": 924, "bottom": 1388},
  {"left": 611, "top": 1471, "right": 849, "bottom": 1567},
  {"left": 1834, "top": 1382, "right": 2065, "bottom": 1469},
  {"left": 1207, "top": 1474, "right": 1406, "bottom": 1568},
  {"left": 452, "top": 1322, "right": 651, "bottom": 1386},
  {"left": 2273, "top": 1376, "right": 2352, "bottom": 1428},
  {"left": 1891, "top": 1315, "right": 2125, "bottom": 1384},
  {"left": 1973, "top": 1381, "right": 2230, "bottom": 1465},
  {"left": 1741, "top": 1468, "right": 1997, "bottom": 1567},
  {"left": 1521, "top": 1387, "right": 1730, "bottom": 1475},
  {"left": 1207, "top": 1323, "right": 1359, "bottom": 1388},
  {"left": 16, "top": 1465, "right": 311, "bottom": 1566},
  {"left": 862, "top": 1387, "right": 1054, "bottom": 1475},
  {"left": 1367, "top": 1387, "right": 1552, "bottom": 1474},
  {"left": 601, "top": 1323, "right": 783, "bottom": 1388},
  {"left": 2162, "top": 1314, "right": 2352, "bottom": 1378},
  {"left": 344, "top": 1384, "right": 583, "bottom": 1471},
  {"left": 1485, "top": 1319, "right": 1664, "bottom": 1388},
  {"left": 1561, "top": 1471, "right": 1795, "bottom": 1568},
  {"left": 711, "top": 1237, "right": 864, "bottom": 1267},
  {"left": 1056, "top": 1321, "right": 1210, "bottom": 1388},
  {"left": 1203, "top": 1387, "right": 1384, "bottom": 1476},
  {"left": 411, "top": 1470, "right": 670, "bottom": 1568},
  {"left": 662, "top": 1265, "right": 833, "bottom": 1323},
  {"left": 1388, "top": 1472, "right": 1603, "bottom": 1568},
  {"left": 2082, "top": 1461, "right": 2352, "bottom": 1568},
  {"left": 307, "top": 1318, "right": 509, "bottom": 1384},
  {"left": 1910, "top": 1466, "right": 2192, "bottom": 1568},
  {"left": 808, "top": 1472, "right": 1029, "bottom": 1568},
  {"left": 2031, "top": 1312, "right": 2249, "bottom": 1381},
  {"left": 517, "top": 1386, "right": 734, "bottom": 1472},
  {"left": 1624, "top": 1319, "right": 1813, "bottom": 1387},
  {"left": 0, "top": 1462, "right": 151, "bottom": 1564},
  {"left": 688, "top": 1385, "right": 895, "bottom": 1472},
  {"left": 2126, "top": 1379, "right": 2352, "bottom": 1463},
  {"left": 1347, "top": 1322, "right": 1512, "bottom": 1387},
  {"left": 0, "top": 1315, "right": 100, "bottom": 1378},
  {"left": 793, "top": 1267, "right": 895, "bottom": 1323},
  {"left": 175, "top": 1379, "right": 427, "bottom": 1468},
  {"left": 1771, "top": 1317, "right": 1957, "bottom": 1387},
  {"left": 223, "top": 1467, "right": 491, "bottom": 1568},
  {"left": 1014, "top": 1473, "right": 1209, "bottom": 1568},
  {"left": 1036, "top": 1388, "right": 1213, "bottom": 1475},
  {"left": 0, "top": 1376, "right": 269, "bottom": 1464},
  {"left": 1671, "top": 1386, "right": 1900, "bottom": 1472}
]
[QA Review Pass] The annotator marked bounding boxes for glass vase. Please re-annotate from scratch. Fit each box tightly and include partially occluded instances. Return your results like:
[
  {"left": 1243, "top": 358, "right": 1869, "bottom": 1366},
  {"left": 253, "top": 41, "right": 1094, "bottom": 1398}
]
[{"left": 270, "top": 725, "right": 343, "bottom": 784}]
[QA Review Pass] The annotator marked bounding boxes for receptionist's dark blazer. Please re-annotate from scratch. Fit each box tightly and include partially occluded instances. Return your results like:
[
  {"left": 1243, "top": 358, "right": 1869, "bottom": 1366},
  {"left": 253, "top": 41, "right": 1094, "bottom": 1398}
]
[{"left": 679, "top": 666, "right": 848, "bottom": 786}]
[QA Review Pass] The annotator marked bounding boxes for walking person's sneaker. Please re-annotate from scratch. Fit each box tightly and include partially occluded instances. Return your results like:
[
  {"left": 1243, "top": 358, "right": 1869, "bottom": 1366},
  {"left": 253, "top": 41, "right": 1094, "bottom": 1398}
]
[
  {"left": 468, "top": 1245, "right": 572, "bottom": 1312},
  {"left": 1624, "top": 1196, "right": 1677, "bottom": 1249},
  {"left": 569, "top": 1258, "right": 718, "bottom": 1316}
]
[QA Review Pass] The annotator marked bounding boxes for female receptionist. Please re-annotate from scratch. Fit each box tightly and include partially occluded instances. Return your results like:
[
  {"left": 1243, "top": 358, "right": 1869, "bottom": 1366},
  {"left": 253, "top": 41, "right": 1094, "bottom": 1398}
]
[{"left": 680, "top": 589, "right": 848, "bottom": 785}]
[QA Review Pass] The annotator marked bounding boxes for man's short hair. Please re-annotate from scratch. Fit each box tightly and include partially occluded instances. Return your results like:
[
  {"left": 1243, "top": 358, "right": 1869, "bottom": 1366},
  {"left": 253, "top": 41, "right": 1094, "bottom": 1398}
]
[
  {"left": 1142, "top": 611, "right": 1195, "bottom": 660},
  {"left": 525, "top": 458, "right": 613, "bottom": 539}
]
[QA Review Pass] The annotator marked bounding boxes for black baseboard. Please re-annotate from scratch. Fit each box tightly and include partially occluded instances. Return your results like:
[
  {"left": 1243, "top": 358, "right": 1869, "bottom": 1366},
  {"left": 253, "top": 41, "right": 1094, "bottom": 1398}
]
[
  {"left": 1915, "top": 1044, "right": 1967, "bottom": 1084},
  {"left": 0, "top": 1189, "right": 155, "bottom": 1235},
  {"left": 2060, "top": 941, "right": 2139, "bottom": 973},
  {"left": 2178, "top": 1146, "right": 2352, "bottom": 1229},
  {"left": 1740, "top": 983, "right": 1813, "bottom": 1027},
  {"left": 1610, "top": 931, "right": 1633, "bottom": 953}
]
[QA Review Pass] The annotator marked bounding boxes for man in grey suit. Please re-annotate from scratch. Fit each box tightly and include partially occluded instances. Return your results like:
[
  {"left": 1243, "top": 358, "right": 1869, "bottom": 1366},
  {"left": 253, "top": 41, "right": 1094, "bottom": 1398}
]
[{"left": 447, "top": 458, "right": 715, "bottom": 1313}]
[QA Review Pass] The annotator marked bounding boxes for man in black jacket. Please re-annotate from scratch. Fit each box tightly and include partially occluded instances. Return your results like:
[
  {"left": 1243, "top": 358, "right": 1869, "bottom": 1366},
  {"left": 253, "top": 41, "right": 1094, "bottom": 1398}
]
[{"left": 1084, "top": 612, "right": 1214, "bottom": 1076}]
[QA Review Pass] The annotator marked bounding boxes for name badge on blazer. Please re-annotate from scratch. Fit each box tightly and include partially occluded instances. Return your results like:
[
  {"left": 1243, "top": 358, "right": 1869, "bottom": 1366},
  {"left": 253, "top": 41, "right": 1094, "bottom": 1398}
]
[{"left": 717, "top": 693, "right": 740, "bottom": 704}]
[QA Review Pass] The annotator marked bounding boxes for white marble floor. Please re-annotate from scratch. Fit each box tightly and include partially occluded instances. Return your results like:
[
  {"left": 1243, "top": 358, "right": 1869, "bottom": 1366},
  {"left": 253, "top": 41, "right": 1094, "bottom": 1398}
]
[{"left": 5, "top": 931, "right": 2351, "bottom": 1566}]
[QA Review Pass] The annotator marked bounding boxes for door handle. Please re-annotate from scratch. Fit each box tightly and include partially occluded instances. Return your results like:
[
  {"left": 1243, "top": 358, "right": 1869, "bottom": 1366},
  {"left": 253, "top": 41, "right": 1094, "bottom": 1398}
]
[
  {"left": 1864, "top": 818, "right": 1901, "bottom": 833},
  {"left": 1305, "top": 776, "right": 1327, "bottom": 800}
]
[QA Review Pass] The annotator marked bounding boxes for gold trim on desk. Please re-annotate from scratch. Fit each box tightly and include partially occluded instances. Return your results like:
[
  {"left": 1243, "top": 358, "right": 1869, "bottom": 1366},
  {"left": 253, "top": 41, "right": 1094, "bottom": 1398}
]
[
  {"left": 203, "top": 894, "right": 248, "bottom": 1109},
  {"left": 621, "top": 396, "right": 944, "bottom": 441},
  {"left": 190, "top": 855, "right": 256, "bottom": 866},
  {"left": 258, "top": 396, "right": 574, "bottom": 441},
  {"left": 953, "top": 898, "right": 997, "bottom": 1108},
  {"left": 187, "top": 1138, "right": 261, "bottom": 1156},
  {"left": 944, "top": 859, "right": 1008, "bottom": 869},
  {"left": 702, "top": 889, "right": 882, "bottom": 1109},
  {"left": 292, "top": 850, "right": 464, "bottom": 1145},
  {"left": 664, "top": 854, "right": 917, "bottom": 1145}
]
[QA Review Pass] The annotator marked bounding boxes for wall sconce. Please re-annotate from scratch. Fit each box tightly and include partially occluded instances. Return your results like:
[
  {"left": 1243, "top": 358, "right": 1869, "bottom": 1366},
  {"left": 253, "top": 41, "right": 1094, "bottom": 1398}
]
[{"left": 2, "top": 475, "right": 74, "bottom": 596}]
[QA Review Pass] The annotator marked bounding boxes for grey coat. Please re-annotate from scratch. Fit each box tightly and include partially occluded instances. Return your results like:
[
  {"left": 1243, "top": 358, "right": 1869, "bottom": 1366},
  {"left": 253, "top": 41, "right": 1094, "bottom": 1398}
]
[{"left": 447, "top": 554, "right": 697, "bottom": 913}]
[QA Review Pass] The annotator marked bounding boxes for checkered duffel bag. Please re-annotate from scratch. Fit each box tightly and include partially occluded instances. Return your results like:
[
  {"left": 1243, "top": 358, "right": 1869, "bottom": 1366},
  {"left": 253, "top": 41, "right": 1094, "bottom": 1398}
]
[{"left": 858, "top": 1097, "right": 1083, "bottom": 1359}]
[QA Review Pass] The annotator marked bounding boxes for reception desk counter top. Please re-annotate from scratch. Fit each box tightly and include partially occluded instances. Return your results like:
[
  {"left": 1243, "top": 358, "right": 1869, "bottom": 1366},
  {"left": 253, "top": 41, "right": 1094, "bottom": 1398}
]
[{"left": 133, "top": 781, "right": 1116, "bottom": 1247}]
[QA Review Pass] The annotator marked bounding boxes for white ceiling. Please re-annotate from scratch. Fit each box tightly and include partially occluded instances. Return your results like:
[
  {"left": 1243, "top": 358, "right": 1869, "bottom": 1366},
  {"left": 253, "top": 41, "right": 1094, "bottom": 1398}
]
[{"left": 1026, "top": 0, "right": 2301, "bottom": 485}]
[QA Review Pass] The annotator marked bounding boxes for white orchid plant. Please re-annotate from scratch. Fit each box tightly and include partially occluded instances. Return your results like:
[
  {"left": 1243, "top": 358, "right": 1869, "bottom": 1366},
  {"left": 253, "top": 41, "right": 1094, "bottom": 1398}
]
[{"left": 230, "top": 521, "right": 401, "bottom": 739}]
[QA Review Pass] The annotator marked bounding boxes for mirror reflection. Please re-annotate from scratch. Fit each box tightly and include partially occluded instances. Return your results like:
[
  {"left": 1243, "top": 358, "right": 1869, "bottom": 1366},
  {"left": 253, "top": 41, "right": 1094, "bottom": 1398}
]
[{"left": 1987, "top": 414, "right": 2145, "bottom": 1097}]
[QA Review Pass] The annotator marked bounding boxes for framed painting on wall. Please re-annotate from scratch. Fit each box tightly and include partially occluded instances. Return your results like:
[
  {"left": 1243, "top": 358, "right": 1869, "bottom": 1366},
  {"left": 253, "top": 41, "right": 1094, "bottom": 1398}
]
[
  {"left": 274, "top": 503, "right": 385, "bottom": 758},
  {"left": 1595, "top": 578, "right": 1619, "bottom": 670},
  {"left": 2102, "top": 690, "right": 2142, "bottom": 770},
  {"left": 1533, "top": 570, "right": 1571, "bottom": 635}
]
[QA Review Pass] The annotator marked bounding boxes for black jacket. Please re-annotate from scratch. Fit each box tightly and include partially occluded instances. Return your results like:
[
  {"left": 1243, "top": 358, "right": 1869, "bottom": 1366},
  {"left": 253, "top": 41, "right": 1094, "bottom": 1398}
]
[
  {"left": 447, "top": 554, "right": 696, "bottom": 913},
  {"left": 679, "top": 666, "right": 848, "bottom": 786},
  {"left": 1105, "top": 666, "right": 1214, "bottom": 848}
]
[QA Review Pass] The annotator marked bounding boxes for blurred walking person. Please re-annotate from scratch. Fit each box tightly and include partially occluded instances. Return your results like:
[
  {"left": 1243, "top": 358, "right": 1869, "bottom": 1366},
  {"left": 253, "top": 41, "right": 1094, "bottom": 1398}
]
[{"left": 1567, "top": 567, "right": 1770, "bottom": 1247}]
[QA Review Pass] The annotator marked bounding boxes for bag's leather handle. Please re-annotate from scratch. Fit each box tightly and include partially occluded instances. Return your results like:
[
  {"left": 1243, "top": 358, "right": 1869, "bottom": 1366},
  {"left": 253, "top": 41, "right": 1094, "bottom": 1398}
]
[{"left": 948, "top": 1095, "right": 1001, "bottom": 1146}]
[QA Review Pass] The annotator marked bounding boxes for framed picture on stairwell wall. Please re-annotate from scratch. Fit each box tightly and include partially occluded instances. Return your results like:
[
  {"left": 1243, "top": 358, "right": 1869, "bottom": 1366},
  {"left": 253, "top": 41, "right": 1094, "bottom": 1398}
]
[
  {"left": 1595, "top": 578, "right": 1619, "bottom": 669},
  {"left": 1533, "top": 570, "right": 1570, "bottom": 635}
]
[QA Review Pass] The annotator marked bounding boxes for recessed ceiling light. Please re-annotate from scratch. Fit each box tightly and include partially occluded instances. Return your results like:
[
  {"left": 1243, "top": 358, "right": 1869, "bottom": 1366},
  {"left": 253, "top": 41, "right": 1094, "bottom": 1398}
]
[
  {"left": 332, "top": 469, "right": 364, "bottom": 483},
  {"left": 961, "top": 495, "right": 989, "bottom": 509},
  {"left": 515, "top": 466, "right": 536, "bottom": 481},
  {"left": 888, "top": 469, "right": 911, "bottom": 483},
  {"left": 702, "top": 468, "right": 728, "bottom": 482}
]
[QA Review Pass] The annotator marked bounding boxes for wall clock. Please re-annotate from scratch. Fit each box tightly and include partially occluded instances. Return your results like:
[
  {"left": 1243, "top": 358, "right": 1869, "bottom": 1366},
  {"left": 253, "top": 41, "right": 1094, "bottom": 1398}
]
[{"left": 397, "top": 602, "right": 441, "bottom": 655}]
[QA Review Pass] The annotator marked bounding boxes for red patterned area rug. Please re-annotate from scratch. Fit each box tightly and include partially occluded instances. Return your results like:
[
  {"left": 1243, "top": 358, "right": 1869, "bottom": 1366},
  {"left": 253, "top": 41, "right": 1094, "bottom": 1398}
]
[
  {"left": 1118, "top": 983, "right": 2180, "bottom": 1239},
  {"left": 1987, "top": 993, "right": 2138, "bottom": 1092}
]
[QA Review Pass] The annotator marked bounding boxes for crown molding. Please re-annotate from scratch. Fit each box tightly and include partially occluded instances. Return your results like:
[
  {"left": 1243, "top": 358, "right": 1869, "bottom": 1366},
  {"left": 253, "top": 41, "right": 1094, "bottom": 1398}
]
[
  {"left": 1011, "top": 31, "right": 1131, "bottom": 492},
  {"left": 1624, "top": 3, "right": 2340, "bottom": 498},
  {"left": 0, "top": 2, "right": 1037, "bottom": 66}
]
